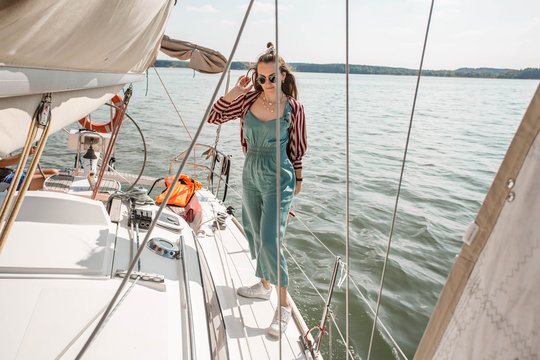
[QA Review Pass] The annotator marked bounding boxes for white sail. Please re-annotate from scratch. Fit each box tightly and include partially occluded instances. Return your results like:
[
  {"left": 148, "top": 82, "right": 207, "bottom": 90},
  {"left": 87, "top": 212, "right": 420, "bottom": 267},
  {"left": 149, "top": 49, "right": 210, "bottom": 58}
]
[
  {"left": 415, "top": 84, "right": 540, "bottom": 359},
  {"left": 0, "top": 0, "right": 174, "bottom": 155}
]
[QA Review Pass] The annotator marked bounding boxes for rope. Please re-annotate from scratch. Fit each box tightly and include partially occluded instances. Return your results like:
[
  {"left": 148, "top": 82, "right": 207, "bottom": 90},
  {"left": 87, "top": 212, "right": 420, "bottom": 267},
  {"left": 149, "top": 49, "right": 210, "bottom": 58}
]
[
  {"left": 92, "top": 276, "right": 141, "bottom": 342},
  {"left": 103, "top": 103, "right": 148, "bottom": 192},
  {"left": 366, "top": 1, "right": 435, "bottom": 359},
  {"left": 152, "top": 65, "right": 198, "bottom": 180},
  {"left": 152, "top": 65, "right": 192, "bottom": 141},
  {"left": 54, "top": 277, "right": 140, "bottom": 360},
  {"left": 282, "top": 221, "right": 408, "bottom": 358},
  {"left": 328, "top": 310, "right": 357, "bottom": 359},
  {"left": 285, "top": 246, "right": 356, "bottom": 360},
  {"left": 290, "top": 212, "right": 338, "bottom": 257},
  {"left": 37, "top": 162, "right": 46, "bottom": 178},
  {"left": 211, "top": 70, "right": 231, "bottom": 152},
  {"left": 349, "top": 273, "right": 408, "bottom": 360}
]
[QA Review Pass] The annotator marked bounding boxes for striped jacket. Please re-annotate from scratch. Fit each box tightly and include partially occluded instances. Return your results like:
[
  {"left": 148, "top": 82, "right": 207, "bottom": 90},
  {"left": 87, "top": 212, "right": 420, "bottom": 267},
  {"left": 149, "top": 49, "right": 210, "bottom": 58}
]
[{"left": 207, "top": 91, "right": 307, "bottom": 170}]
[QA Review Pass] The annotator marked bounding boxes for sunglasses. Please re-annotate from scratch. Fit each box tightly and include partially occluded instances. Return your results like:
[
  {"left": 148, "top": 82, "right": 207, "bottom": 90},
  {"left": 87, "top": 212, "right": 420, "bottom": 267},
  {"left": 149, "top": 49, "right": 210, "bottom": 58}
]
[{"left": 256, "top": 74, "right": 277, "bottom": 85}]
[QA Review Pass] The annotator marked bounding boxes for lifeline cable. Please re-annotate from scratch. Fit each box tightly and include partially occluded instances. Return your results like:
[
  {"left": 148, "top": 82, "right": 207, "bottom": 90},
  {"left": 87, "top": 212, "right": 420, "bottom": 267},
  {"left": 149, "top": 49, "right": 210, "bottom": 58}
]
[
  {"left": 103, "top": 103, "right": 148, "bottom": 192},
  {"left": 345, "top": 0, "right": 350, "bottom": 358},
  {"left": 285, "top": 213, "right": 409, "bottom": 358},
  {"left": 165, "top": 145, "right": 408, "bottom": 358},
  {"left": 152, "top": 65, "right": 198, "bottom": 180},
  {"left": 152, "top": 65, "right": 192, "bottom": 140},
  {"left": 366, "top": 1, "right": 436, "bottom": 359},
  {"left": 284, "top": 244, "right": 355, "bottom": 360},
  {"left": 162, "top": 143, "right": 408, "bottom": 358},
  {"left": 75, "top": 1, "right": 256, "bottom": 358},
  {"left": 274, "top": 1, "right": 284, "bottom": 358}
]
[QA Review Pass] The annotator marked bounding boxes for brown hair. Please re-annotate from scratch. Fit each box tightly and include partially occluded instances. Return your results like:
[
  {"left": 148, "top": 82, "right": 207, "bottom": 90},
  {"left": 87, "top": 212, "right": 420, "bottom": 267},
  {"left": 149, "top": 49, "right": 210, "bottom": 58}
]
[{"left": 248, "top": 42, "right": 298, "bottom": 99}]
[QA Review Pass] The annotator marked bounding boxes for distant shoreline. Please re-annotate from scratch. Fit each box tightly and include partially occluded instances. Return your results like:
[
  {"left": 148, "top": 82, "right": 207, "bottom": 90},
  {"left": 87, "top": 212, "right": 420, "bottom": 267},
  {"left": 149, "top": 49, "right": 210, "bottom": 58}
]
[{"left": 154, "top": 60, "right": 540, "bottom": 80}]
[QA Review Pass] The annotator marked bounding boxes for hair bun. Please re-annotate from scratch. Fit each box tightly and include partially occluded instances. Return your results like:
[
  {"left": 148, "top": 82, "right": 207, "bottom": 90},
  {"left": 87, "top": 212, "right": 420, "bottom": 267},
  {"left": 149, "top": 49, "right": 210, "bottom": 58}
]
[{"left": 266, "top": 42, "right": 274, "bottom": 49}]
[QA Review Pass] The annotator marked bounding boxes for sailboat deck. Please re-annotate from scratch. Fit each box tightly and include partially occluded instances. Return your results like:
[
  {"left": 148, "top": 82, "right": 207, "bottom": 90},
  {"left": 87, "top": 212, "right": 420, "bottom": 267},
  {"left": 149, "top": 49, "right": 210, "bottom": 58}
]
[{"left": 194, "top": 190, "right": 311, "bottom": 360}]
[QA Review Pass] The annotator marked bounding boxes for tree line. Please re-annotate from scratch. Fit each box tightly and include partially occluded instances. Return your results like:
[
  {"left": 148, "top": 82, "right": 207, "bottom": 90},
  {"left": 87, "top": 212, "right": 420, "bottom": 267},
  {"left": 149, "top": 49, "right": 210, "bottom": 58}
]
[{"left": 153, "top": 60, "right": 540, "bottom": 80}]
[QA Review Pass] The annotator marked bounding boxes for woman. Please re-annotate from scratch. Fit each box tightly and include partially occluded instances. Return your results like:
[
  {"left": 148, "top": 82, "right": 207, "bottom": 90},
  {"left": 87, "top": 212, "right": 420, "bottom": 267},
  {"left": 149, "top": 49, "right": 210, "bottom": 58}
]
[{"left": 207, "top": 42, "right": 307, "bottom": 336}]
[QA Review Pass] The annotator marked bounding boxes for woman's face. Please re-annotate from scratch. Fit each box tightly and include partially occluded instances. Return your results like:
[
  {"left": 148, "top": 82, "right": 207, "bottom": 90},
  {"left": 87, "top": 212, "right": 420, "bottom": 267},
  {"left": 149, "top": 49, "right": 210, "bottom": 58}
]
[{"left": 256, "top": 62, "right": 286, "bottom": 94}]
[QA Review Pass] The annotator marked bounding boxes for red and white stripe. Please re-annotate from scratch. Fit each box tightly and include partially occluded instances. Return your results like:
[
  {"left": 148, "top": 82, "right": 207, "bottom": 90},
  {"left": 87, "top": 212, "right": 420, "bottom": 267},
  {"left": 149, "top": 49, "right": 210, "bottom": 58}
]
[{"left": 207, "top": 91, "right": 307, "bottom": 170}]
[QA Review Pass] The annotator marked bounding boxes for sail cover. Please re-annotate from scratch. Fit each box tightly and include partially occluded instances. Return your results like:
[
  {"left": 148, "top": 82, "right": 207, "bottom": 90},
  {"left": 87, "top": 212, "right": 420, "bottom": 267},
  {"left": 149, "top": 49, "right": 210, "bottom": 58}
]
[
  {"left": 0, "top": 0, "right": 172, "bottom": 74},
  {"left": 0, "top": 0, "right": 174, "bottom": 155},
  {"left": 415, "top": 84, "right": 540, "bottom": 359},
  {"left": 160, "top": 35, "right": 228, "bottom": 74}
]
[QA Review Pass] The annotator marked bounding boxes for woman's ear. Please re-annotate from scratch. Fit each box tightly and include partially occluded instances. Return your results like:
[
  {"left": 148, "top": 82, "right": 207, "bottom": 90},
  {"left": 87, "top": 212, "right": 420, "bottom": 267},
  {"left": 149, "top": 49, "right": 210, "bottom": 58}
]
[{"left": 281, "top": 71, "right": 287, "bottom": 82}]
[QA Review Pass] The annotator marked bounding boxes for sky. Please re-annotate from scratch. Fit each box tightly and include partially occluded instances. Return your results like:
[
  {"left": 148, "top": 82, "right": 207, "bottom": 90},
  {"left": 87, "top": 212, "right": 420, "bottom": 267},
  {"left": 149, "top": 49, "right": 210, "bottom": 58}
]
[{"left": 162, "top": 0, "right": 540, "bottom": 70}]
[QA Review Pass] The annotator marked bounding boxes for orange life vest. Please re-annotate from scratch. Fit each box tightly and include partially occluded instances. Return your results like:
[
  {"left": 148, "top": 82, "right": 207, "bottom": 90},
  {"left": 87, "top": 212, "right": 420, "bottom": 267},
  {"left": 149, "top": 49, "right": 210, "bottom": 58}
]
[{"left": 155, "top": 174, "right": 202, "bottom": 207}]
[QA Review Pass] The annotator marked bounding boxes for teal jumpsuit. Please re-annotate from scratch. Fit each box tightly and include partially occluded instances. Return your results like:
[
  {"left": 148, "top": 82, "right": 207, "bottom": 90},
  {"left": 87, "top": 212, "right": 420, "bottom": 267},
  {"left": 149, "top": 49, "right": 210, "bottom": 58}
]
[{"left": 242, "top": 102, "right": 295, "bottom": 287}]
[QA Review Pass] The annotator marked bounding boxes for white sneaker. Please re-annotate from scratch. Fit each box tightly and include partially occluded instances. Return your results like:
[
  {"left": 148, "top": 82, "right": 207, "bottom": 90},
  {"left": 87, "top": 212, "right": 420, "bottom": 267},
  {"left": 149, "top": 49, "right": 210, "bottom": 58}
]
[
  {"left": 267, "top": 306, "right": 291, "bottom": 337},
  {"left": 237, "top": 282, "right": 272, "bottom": 300}
]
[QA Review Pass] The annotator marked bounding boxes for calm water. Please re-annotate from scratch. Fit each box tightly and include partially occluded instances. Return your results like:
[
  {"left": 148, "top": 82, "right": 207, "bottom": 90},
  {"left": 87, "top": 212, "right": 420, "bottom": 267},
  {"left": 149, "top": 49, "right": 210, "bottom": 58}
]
[{"left": 43, "top": 69, "right": 539, "bottom": 359}]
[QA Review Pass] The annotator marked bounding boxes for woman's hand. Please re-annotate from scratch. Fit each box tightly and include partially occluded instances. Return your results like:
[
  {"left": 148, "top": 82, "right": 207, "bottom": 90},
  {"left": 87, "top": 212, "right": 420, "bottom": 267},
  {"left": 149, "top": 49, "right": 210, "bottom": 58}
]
[
  {"left": 294, "top": 180, "right": 302, "bottom": 196},
  {"left": 235, "top": 75, "right": 253, "bottom": 93},
  {"left": 224, "top": 75, "right": 253, "bottom": 102}
]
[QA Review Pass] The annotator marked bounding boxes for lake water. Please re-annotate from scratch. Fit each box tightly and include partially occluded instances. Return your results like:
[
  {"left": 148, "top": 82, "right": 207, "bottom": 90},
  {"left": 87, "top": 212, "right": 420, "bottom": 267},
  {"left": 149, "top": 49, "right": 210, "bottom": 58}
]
[{"left": 43, "top": 68, "right": 539, "bottom": 359}]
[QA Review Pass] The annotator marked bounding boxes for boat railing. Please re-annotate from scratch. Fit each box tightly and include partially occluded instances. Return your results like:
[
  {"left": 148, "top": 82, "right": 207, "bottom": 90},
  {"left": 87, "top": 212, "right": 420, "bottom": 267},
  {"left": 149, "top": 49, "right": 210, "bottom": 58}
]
[
  {"left": 191, "top": 159, "right": 409, "bottom": 359},
  {"left": 169, "top": 143, "right": 232, "bottom": 203},
  {"left": 285, "top": 213, "right": 409, "bottom": 360}
]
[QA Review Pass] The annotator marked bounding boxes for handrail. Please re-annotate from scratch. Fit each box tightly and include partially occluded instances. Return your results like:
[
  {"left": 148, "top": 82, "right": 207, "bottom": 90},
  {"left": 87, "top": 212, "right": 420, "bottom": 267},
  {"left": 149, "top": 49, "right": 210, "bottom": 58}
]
[
  {"left": 170, "top": 144, "right": 231, "bottom": 202},
  {"left": 198, "top": 161, "right": 409, "bottom": 358},
  {"left": 180, "top": 234, "right": 197, "bottom": 360}
]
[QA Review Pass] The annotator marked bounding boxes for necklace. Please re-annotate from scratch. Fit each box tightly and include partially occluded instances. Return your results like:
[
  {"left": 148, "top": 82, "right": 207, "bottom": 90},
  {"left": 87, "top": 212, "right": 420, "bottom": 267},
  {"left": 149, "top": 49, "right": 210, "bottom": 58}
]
[{"left": 261, "top": 93, "right": 286, "bottom": 113}]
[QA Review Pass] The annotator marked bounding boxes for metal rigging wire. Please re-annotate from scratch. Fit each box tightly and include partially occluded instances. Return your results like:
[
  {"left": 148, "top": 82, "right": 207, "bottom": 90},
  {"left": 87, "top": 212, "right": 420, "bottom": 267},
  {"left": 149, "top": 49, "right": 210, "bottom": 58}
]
[
  {"left": 366, "top": 1, "right": 436, "bottom": 359},
  {"left": 345, "top": 0, "right": 351, "bottom": 358},
  {"left": 274, "top": 1, "right": 284, "bottom": 359},
  {"left": 74, "top": 0, "right": 256, "bottom": 357},
  {"left": 103, "top": 103, "right": 147, "bottom": 192}
]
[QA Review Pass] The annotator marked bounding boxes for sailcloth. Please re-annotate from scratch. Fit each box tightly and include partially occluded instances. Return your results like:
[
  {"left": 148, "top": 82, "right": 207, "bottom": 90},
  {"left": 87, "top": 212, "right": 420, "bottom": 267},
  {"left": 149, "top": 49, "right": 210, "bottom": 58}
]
[
  {"left": 415, "top": 84, "right": 540, "bottom": 359},
  {"left": 160, "top": 36, "right": 228, "bottom": 74},
  {"left": 0, "top": 0, "right": 174, "bottom": 155}
]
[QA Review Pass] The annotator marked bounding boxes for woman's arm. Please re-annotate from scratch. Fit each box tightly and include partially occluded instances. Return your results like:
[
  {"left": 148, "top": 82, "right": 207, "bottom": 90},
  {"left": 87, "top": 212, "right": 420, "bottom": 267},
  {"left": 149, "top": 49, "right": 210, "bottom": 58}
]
[
  {"left": 294, "top": 169, "right": 303, "bottom": 196},
  {"left": 207, "top": 75, "right": 253, "bottom": 125},
  {"left": 0, "top": 146, "right": 36, "bottom": 167},
  {"left": 287, "top": 101, "right": 307, "bottom": 171},
  {"left": 0, "top": 153, "right": 22, "bottom": 168},
  {"left": 288, "top": 100, "right": 307, "bottom": 195}
]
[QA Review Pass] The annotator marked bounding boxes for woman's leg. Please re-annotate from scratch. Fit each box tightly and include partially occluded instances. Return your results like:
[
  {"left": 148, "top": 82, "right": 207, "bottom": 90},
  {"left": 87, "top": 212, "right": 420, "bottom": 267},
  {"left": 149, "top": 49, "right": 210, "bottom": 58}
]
[
  {"left": 242, "top": 185, "right": 263, "bottom": 260},
  {"left": 255, "top": 187, "right": 290, "bottom": 289},
  {"left": 275, "top": 284, "right": 290, "bottom": 308}
]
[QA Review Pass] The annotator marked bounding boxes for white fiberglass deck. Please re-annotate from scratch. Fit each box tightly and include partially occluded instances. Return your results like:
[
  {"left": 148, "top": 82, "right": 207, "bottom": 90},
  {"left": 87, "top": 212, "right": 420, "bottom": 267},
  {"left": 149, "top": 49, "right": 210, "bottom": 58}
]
[
  {"left": 193, "top": 190, "right": 312, "bottom": 360},
  {"left": 0, "top": 186, "right": 313, "bottom": 359},
  {"left": 0, "top": 191, "right": 196, "bottom": 359}
]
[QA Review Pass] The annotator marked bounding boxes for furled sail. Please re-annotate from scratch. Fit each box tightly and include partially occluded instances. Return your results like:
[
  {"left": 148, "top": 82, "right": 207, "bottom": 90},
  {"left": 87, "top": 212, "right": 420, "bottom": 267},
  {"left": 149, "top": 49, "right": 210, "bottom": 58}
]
[
  {"left": 0, "top": 0, "right": 174, "bottom": 155},
  {"left": 160, "top": 35, "right": 228, "bottom": 74},
  {"left": 415, "top": 83, "right": 540, "bottom": 359}
]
